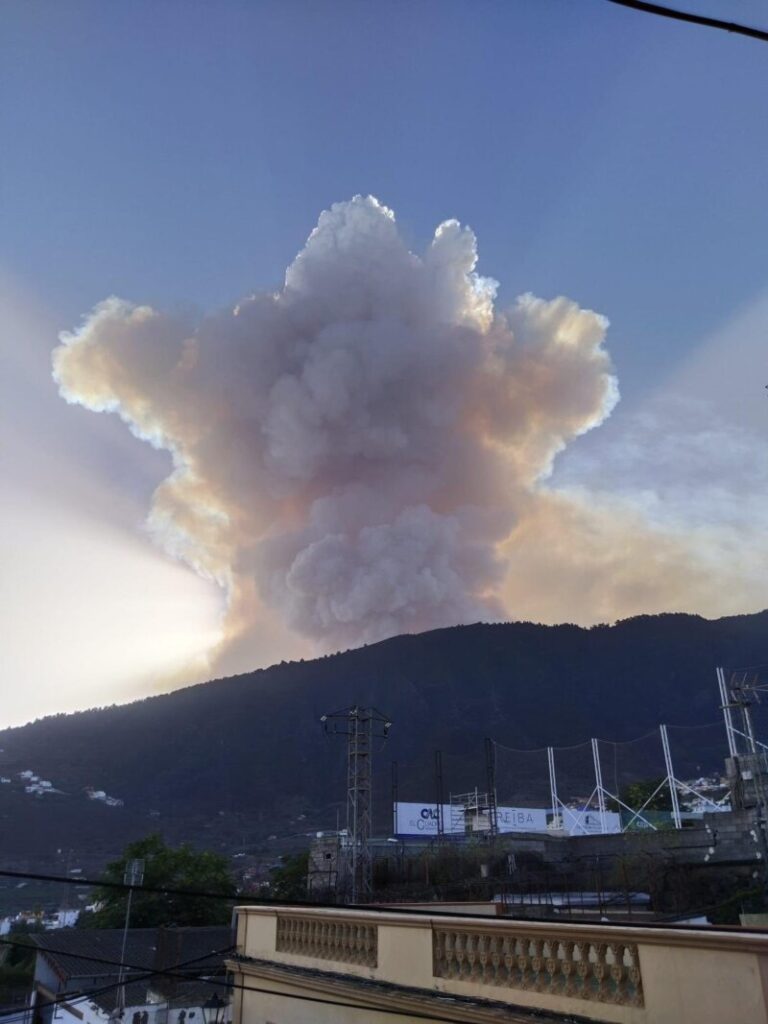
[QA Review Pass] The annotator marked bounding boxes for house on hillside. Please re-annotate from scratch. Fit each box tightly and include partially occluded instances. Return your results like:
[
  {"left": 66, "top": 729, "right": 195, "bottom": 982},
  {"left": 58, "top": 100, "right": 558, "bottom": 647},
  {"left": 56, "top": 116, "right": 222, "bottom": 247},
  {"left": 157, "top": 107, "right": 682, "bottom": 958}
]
[{"left": 29, "top": 927, "right": 232, "bottom": 1024}]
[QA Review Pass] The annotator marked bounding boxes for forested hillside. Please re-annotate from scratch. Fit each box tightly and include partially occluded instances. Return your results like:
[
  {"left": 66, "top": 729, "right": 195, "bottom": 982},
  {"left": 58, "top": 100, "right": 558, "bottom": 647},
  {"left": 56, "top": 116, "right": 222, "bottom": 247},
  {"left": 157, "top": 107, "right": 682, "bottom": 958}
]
[{"left": 2, "top": 611, "right": 767, "bottom": 873}]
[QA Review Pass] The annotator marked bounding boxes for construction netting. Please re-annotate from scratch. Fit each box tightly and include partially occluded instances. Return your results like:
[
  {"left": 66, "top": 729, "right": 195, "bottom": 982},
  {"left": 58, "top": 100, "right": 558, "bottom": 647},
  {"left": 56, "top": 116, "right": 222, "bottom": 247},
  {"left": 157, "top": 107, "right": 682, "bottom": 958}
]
[{"left": 390, "top": 718, "right": 732, "bottom": 837}]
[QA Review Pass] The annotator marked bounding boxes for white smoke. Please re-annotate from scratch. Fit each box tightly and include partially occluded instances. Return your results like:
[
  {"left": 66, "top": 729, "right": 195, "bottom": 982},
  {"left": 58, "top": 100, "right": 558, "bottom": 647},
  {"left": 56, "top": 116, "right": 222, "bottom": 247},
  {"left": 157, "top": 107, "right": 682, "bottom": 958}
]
[{"left": 52, "top": 196, "right": 618, "bottom": 662}]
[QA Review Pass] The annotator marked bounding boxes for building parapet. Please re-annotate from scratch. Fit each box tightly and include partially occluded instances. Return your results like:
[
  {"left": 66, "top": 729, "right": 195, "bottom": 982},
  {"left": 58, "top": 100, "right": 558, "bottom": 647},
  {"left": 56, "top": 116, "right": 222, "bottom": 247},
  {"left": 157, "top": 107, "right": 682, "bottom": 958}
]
[
  {"left": 431, "top": 925, "right": 642, "bottom": 1006},
  {"left": 275, "top": 914, "right": 378, "bottom": 968},
  {"left": 230, "top": 905, "right": 768, "bottom": 1024}
]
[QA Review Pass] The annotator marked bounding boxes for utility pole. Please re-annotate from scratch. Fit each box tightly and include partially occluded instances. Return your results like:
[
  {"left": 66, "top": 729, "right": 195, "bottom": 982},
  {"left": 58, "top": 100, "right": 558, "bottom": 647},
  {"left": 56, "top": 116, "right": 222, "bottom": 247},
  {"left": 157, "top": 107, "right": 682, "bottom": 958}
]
[
  {"left": 435, "top": 751, "right": 445, "bottom": 841},
  {"left": 484, "top": 738, "right": 498, "bottom": 839},
  {"left": 391, "top": 761, "right": 399, "bottom": 837},
  {"left": 321, "top": 706, "right": 391, "bottom": 903},
  {"left": 116, "top": 858, "right": 144, "bottom": 1013}
]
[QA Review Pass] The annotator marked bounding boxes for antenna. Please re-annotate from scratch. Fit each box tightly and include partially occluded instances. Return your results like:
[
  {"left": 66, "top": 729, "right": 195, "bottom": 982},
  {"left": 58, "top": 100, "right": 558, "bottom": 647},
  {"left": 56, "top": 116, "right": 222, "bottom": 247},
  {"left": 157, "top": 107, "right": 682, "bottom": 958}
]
[{"left": 321, "top": 706, "right": 391, "bottom": 903}]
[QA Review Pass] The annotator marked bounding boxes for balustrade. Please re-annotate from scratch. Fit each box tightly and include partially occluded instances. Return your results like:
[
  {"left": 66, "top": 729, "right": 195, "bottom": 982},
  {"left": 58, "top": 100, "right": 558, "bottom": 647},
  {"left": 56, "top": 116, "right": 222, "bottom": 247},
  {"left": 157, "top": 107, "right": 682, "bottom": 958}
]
[
  {"left": 275, "top": 915, "right": 378, "bottom": 968},
  {"left": 432, "top": 928, "right": 643, "bottom": 1006}
]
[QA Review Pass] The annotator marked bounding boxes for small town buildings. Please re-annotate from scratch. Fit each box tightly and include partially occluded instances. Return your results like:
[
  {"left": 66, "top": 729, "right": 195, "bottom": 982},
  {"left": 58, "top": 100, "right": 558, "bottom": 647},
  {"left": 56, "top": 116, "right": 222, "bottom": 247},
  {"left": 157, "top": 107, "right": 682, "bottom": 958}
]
[{"left": 29, "top": 926, "right": 232, "bottom": 1024}]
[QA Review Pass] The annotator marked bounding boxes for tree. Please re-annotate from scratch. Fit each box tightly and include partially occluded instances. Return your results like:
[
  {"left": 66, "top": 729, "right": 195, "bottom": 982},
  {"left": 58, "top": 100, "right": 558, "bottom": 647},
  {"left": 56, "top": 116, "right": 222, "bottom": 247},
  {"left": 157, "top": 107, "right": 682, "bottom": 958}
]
[
  {"left": 610, "top": 774, "right": 671, "bottom": 815},
  {"left": 0, "top": 923, "right": 45, "bottom": 1006},
  {"left": 84, "top": 834, "right": 237, "bottom": 928},
  {"left": 619, "top": 778, "right": 672, "bottom": 813},
  {"left": 269, "top": 852, "right": 309, "bottom": 901}
]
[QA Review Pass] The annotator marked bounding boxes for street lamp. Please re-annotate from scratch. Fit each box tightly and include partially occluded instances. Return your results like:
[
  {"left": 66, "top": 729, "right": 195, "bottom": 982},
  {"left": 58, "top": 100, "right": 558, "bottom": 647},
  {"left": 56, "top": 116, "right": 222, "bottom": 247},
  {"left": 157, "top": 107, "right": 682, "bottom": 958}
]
[{"left": 201, "top": 993, "right": 227, "bottom": 1024}]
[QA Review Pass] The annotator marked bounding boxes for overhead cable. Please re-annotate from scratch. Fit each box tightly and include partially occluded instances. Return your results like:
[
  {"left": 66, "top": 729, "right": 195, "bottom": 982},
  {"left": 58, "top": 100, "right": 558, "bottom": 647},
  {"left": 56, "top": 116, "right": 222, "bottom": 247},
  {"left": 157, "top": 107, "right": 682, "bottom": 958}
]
[
  {"left": 0, "top": 866, "right": 747, "bottom": 931},
  {"left": 0, "top": 935, "right": 493, "bottom": 1024},
  {"left": 600, "top": 0, "right": 768, "bottom": 42},
  {"left": 0, "top": 942, "right": 232, "bottom": 1019}
]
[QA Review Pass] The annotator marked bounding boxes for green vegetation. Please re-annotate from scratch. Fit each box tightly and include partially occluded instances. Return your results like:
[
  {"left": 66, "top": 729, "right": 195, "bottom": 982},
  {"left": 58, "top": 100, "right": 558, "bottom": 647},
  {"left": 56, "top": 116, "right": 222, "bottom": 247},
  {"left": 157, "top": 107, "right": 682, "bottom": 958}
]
[
  {"left": 607, "top": 778, "right": 673, "bottom": 823},
  {"left": 620, "top": 778, "right": 673, "bottom": 813},
  {"left": 269, "top": 852, "right": 309, "bottom": 901},
  {"left": 82, "top": 834, "right": 237, "bottom": 928},
  {"left": 0, "top": 922, "right": 44, "bottom": 1007}
]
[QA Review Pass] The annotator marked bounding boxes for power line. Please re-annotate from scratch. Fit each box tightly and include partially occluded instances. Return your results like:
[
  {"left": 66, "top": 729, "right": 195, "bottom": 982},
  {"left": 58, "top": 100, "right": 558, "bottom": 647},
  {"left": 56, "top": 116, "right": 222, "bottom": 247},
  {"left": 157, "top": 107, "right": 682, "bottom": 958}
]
[
  {"left": 0, "top": 941, "right": 233, "bottom": 1020},
  {"left": 0, "top": 865, "right": 523, "bottom": 912},
  {"left": 600, "top": 0, "right": 768, "bottom": 43},
  {"left": 0, "top": 972, "right": 150, "bottom": 1021},
  {"left": 4, "top": 913, "right": 761, "bottom": 1024},
  {"left": 43, "top": 915, "right": 766, "bottom": 1024},
  {"left": 0, "top": 936, "right": 501, "bottom": 1024},
  {"left": 0, "top": 937, "right": 234, "bottom": 979},
  {"left": 2, "top": 889, "right": 757, "bottom": 1019},
  {"left": 0, "top": 866, "right": 753, "bottom": 932},
  {"left": 0, "top": 868, "right": 242, "bottom": 905}
]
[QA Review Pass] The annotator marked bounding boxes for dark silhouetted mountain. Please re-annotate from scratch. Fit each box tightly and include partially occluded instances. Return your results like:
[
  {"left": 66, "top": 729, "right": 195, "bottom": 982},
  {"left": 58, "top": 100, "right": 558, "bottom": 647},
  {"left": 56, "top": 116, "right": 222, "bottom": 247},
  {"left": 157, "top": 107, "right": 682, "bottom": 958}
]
[{"left": 1, "top": 611, "right": 767, "bottom": 874}]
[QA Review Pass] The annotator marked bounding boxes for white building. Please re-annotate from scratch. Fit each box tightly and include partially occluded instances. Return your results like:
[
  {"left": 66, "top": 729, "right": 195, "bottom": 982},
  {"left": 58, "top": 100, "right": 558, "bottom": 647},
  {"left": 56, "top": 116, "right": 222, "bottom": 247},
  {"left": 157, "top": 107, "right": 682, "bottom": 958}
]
[{"left": 29, "top": 927, "right": 232, "bottom": 1024}]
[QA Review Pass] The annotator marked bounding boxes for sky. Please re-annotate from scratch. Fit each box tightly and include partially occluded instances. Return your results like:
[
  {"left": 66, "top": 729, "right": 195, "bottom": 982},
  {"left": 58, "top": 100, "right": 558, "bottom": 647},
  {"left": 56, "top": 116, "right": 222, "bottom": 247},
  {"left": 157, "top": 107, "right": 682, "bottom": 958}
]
[{"left": 1, "top": 0, "right": 767, "bottom": 726}]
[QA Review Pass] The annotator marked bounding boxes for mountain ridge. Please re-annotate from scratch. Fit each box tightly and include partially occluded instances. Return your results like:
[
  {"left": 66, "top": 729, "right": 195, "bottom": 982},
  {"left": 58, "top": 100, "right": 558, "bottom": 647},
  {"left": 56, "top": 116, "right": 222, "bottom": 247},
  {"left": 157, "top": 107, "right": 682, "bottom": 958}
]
[{"left": 2, "top": 610, "right": 767, "bottom": 873}]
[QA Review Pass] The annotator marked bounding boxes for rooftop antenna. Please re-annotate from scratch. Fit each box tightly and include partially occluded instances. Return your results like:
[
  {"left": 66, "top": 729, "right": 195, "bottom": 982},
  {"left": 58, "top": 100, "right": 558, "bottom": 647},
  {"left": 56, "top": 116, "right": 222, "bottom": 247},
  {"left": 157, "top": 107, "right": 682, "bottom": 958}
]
[{"left": 321, "top": 706, "right": 391, "bottom": 903}]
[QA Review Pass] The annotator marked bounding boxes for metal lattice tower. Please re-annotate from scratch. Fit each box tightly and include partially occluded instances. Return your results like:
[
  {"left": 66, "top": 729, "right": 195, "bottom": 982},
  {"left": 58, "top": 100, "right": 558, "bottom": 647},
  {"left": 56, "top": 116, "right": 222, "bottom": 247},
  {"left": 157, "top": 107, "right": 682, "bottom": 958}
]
[{"left": 322, "top": 706, "right": 391, "bottom": 903}]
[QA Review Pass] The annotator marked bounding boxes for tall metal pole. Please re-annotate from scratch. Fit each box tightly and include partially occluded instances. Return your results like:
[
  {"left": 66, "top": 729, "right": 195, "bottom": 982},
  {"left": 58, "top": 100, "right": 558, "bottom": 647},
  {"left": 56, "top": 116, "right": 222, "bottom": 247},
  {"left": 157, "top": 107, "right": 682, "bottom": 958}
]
[
  {"left": 391, "top": 761, "right": 399, "bottom": 836},
  {"left": 434, "top": 751, "right": 445, "bottom": 840},
  {"left": 547, "top": 746, "right": 559, "bottom": 830},
  {"left": 117, "top": 888, "right": 133, "bottom": 1012},
  {"left": 485, "top": 738, "right": 498, "bottom": 838},
  {"left": 660, "top": 725, "right": 682, "bottom": 829},
  {"left": 117, "top": 858, "right": 144, "bottom": 1011},
  {"left": 591, "top": 738, "right": 607, "bottom": 834},
  {"left": 718, "top": 667, "right": 738, "bottom": 757}
]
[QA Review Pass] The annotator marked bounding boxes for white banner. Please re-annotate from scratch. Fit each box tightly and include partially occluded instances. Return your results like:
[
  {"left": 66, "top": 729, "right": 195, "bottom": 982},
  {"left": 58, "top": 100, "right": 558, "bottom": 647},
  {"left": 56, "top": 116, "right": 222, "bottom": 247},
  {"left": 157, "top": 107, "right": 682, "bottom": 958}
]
[
  {"left": 393, "top": 802, "right": 465, "bottom": 835},
  {"left": 496, "top": 807, "right": 548, "bottom": 833},
  {"left": 560, "top": 809, "right": 621, "bottom": 835},
  {"left": 394, "top": 802, "right": 622, "bottom": 836}
]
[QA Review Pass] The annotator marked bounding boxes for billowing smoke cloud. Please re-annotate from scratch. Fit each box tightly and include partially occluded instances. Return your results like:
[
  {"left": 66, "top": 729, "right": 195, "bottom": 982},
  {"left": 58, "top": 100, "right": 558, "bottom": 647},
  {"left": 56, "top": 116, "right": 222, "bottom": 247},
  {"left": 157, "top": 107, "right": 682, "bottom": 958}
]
[{"left": 52, "top": 196, "right": 619, "bottom": 663}]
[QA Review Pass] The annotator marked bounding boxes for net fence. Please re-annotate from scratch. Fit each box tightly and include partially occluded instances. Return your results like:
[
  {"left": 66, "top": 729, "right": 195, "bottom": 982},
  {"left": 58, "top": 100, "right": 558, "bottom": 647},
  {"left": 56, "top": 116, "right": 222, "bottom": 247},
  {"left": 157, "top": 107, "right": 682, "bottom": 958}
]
[{"left": 391, "top": 719, "right": 733, "bottom": 836}]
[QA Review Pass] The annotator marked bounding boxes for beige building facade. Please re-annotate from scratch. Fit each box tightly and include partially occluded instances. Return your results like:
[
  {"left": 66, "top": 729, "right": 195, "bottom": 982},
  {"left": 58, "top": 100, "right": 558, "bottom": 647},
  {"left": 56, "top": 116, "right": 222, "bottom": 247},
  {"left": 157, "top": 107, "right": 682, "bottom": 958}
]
[{"left": 228, "top": 904, "right": 768, "bottom": 1024}]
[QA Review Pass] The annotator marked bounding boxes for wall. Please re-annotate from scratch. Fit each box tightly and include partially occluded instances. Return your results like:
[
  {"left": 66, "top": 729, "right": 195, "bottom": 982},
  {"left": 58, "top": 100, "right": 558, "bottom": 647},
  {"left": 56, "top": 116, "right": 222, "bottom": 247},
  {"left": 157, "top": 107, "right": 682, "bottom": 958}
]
[{"left": 230, "top": 905, "right": 768, "bottom": 1024}]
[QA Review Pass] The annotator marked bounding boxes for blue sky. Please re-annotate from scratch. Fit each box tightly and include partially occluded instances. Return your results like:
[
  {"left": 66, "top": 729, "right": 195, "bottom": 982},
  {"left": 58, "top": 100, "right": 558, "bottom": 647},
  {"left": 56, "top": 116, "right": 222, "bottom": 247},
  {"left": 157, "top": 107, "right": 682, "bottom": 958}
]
[
  {"left": 4, "top": 0, "right": 768, "bottom": 392},
  {"left": 2, "top": 0, "right": 767, "bottom": 724}
]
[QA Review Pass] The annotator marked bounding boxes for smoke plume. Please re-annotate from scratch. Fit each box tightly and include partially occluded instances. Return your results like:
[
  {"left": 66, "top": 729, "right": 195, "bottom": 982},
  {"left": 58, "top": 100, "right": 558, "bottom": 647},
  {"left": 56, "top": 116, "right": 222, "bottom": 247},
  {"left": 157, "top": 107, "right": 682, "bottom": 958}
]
[{"left": 53, "top": 196, "right": 618, "bottom": 664}]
